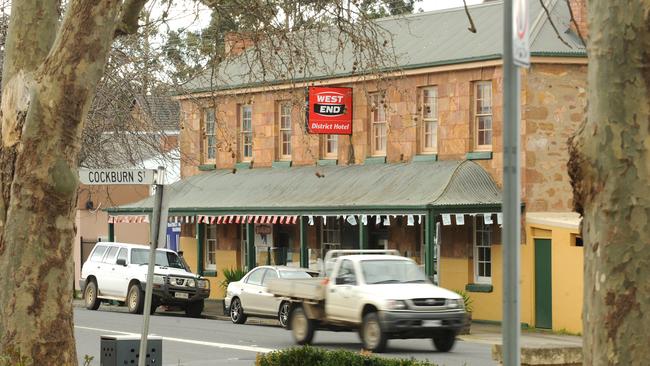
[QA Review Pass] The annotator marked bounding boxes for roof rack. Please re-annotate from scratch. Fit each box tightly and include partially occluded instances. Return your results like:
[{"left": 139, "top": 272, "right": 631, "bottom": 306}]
[{"left": 322, "top": 249, "right": 401, "bottom": 275}]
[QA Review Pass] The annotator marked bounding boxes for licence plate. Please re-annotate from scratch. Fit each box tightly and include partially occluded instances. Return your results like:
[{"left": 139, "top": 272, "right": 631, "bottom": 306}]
[
  {"left": 174, "top": 292, "right": 189, "bottom": 299},
  {"left": 422, "top": 320, "right": 442, "bottom": 327}
]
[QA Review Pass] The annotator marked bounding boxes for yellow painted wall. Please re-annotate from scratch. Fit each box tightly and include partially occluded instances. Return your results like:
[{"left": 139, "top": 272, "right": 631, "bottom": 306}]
[
  {"left": 439, "top": 243, "right": 535, "bottom": 328},
  {"left": 527, "top": 222, "right": 583, "bottom": 334}
]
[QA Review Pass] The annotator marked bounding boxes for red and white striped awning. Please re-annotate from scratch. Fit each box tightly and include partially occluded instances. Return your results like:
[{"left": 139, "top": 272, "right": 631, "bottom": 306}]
[
  {"left": 167, "top": 215, "right": 299, "bottom": 225},
  {"left": 108, "top": 215, "right": 150, "bottom": 224}
]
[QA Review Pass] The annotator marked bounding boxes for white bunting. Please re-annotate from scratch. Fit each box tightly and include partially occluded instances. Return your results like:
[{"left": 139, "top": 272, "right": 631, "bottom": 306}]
[
  {"left": 455, "top": 214, "right": 465, "bottom": 225},
  {"left": 308, "top": 215, "right": 314, "bottom": 226},
  {"left": 442, "top": 214, "right": 452, "bottom": 226},
  {"left": 484, "top": 213, "right": 493, "bottom": 225},
  {"left": 383, "top": 216, "right": 390, "bottom": 225},
  {"left": 418, "top": 215, "right": 422, "bottom": 224},
  {"left": 361, "top": 215, "right": 368, "bottom": 225},
  {"left": 376, "top": 215, "right": 382, "bottom": 225},
  {"left": 322, "top": 216, "right": 327, "bottom": 225},
  {"left": 407, "top": 215, "right": 414, "bottom": 226},
  {"left": 347, "top": 215, "right": 357, "bottom": 226},
  {"left": 497, "top": 213, "right": 503, "bottom": 225}
]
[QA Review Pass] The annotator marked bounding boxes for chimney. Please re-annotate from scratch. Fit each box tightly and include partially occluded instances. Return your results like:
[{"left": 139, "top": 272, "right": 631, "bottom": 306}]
[
  {"left": 224, "top": 32, "right": 255, "bottom": 58},
  {"left": 568, "top": 0, "right": 588, "bottom": 41}
]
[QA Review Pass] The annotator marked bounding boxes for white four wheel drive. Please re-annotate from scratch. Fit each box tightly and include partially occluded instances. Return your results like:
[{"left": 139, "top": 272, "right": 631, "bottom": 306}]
[
  {"left": 267, "top": 250, "right": 467, "bottom": 353},
  {"left": 80, "top": 242, "right": 210, "bottom": 317}
]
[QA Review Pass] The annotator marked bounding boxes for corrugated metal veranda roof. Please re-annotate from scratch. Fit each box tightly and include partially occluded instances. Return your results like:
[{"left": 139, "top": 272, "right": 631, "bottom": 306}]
[{"left": 108, "top": 160, "right": 501, "bottom": 215}]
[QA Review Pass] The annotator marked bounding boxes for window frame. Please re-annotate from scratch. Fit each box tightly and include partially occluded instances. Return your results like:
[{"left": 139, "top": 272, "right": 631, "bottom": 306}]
[
  {"left": 420, "top": 86, "right": 438, "bottom": 154},
  {"left": 240, "top": 104, "right": 253, "bottom": 161},
  {"left": 320, "top": 217, "right": 341, "bottom": 257},
  {"left": 321, "top": 134, "right": 338, "bottom": 159},
  {"left": 278, "top": 102, "right": 292, "bottom": 160},
  {"left": 369, "top": 93, "right": 387, "bottom": 156},
  {"left": 205, "top": 223, "right": 217, "bottom": 271},
  {"left": 473, "top": 215, "right": 493, "bottom": 284},
  {"left": 204, "top": 107, "right": 217, "bottom": 160},
  {"left": 473, "top": 81, "right": 493, "bottom": 151}
]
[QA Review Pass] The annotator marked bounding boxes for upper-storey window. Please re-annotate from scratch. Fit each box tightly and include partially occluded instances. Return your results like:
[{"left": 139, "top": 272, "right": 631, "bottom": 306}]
[
  {"left": 204, "top": 108, "right": 216, "bottom": 160},
  {"left": 278, "top": 102, "right": 292, "bottom": 160},
  {"left": 240, "top": 105, "right": 253, "bottom": 161},
  {"left": 474, "top": 81, "right": 493, "bottom": 150},
  {"left": 420, "top": 87, "right": 438, "bottom": 153},
  {"left": 322, "top": 134, "right": 338, "bottom": 159},
  {"left": 370, "top": 93, "right": 387, "bottom": 156}
]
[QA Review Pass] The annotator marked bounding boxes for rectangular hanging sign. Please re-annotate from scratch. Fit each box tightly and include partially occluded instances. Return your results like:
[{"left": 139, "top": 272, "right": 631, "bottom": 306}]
[{"left": 306, "top": 86, "right": 353, "bottom": 134}]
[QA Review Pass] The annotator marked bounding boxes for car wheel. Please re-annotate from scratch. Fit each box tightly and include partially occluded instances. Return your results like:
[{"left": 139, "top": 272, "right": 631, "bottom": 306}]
[
  {"left": 278, "top": 301, "right": 290, "bottom": 328},
  {"left": 432, "top": 330, "right": 457, "bottom": 352},
  {"left": 84, "top": 281, "right": 100, "bottom": 310},
  {"left": 185, "top": 300, "right": 204, "bottom": 318},
  {"left": 230, "top": 298, "right": 247, "bottom": 324},
  {"left": 290, "top": 306, "right": 315, "bottom": 345},
  {"left": 362, "top": 312, "right": 388, "bottom": 352},
  {"left": 127, "top": 283, "right": 144, "bottom": 314}
]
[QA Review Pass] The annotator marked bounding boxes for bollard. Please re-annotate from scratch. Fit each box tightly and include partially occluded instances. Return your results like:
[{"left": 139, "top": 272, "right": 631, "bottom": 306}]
[{"left": 100, "top": 335, "right": 162, "bottom": 366}]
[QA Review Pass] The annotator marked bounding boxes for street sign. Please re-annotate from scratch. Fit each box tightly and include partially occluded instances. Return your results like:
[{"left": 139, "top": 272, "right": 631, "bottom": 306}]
[
  {"left": 513, "top": 0, "right": 530, "bottom": 68},
  {"left": 79, "top": 169, "right": 156, "bottom": 185}
]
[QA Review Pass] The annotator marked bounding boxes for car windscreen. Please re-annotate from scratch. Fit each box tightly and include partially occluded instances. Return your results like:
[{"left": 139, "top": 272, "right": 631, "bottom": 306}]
[
  {"left": 360, "top": 260, "right": 429, "bottom": 285},
  {"left": 130, "top": 249, "right": 186, "bottom": 269},
  {"left": 278, "top": 270, "right": 313, "bottom": 279}
]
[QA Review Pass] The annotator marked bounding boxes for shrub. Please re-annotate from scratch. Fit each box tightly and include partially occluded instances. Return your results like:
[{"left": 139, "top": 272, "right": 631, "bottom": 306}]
[
  {"left": 220, "top": 267, "right": 247, "bottom": 290},
  {"left": 454, "top": 289, "right": 473, "bottom": 313},
  {"left": 256, "top": 346, "right": 437, "bottom": 366}
]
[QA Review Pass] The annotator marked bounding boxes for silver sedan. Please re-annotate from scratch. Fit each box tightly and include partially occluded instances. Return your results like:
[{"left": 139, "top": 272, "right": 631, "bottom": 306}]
[{"left": 224, "top": 266, "right": 317, "bottom": 328}]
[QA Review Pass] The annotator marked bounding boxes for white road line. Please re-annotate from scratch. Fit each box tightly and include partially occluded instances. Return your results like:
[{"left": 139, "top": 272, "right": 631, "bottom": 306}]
[{"left": 74, "top": 326, "right": 275, "bottom": 353}]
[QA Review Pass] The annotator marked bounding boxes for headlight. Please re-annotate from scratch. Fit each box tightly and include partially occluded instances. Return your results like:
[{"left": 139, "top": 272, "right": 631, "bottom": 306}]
[
  {"left": 446, "top": 298, "right": 464, "bottom": 309},
  {"left": 386, "top": 300, "right": 408, "bottom": 310},
  {"left": 198, "top": 279, "right": 210, "bottom": 289},
  {"left": 153, "top": 275, "right": 165, "bottom": 285},
  {"left": 187, "top": 279, "right": 196, "bottom": 287}
]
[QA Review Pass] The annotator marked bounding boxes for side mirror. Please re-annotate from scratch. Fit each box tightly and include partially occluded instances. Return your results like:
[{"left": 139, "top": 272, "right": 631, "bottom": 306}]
[
  {"left": 116, "top": 258, "right": 127, "bottom": 266},
  {"left": 335, "top": 277, "right": 345, "bottom": 285}
]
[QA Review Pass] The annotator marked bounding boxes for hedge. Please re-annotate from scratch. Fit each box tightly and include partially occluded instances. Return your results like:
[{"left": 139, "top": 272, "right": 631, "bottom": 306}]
[{"left": 256, "top": 346, "right": 437, "bottom": 366}]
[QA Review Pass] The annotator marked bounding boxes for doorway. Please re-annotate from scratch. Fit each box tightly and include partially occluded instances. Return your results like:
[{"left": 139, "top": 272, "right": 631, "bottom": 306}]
[{"left": 534, "top": 238, "right": 552, "bottom": 329}]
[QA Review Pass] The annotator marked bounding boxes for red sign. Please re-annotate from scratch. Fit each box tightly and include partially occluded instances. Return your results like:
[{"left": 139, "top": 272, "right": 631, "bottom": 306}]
[{"left": 307, "top": 87, "right": 353, "bottom": 134}]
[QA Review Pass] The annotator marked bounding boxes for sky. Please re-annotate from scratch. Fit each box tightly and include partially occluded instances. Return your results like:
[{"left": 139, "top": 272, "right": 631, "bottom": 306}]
[{"left": 419, "top": 0, "right": 484, "bottom": 12}]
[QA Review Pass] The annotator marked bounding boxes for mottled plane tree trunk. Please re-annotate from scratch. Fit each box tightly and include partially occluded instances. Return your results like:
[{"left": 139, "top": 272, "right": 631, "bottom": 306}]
[
  {"left": 568, "top": 1, "right": 650, "bottom": 364},
  {"left": 0, "top": 0, "right": 147, "bottom": 364}
]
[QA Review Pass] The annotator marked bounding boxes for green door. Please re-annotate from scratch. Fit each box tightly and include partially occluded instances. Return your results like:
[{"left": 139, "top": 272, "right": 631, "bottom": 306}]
[{"left": 535, "top": 239, "right": 552, "bottom": 329}]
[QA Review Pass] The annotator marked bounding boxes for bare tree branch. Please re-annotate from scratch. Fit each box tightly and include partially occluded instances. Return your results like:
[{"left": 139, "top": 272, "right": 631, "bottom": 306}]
[
  {"left": 539, "top": 0, "right": 572, "bottom": 48},
  {"left": 565, "top": 0, "right": 586, "bottom": 45},
  {"left": 463, "top": 0, "right": 476, "bottom": 33},
  {"left": 114, "top": 0, "right": 148, "bottom": 38}
]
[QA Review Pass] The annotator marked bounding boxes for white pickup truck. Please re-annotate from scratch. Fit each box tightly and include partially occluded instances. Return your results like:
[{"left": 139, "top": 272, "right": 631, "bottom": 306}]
[{"left": 266, "top": 250, "right": 466, "bottom": 352}]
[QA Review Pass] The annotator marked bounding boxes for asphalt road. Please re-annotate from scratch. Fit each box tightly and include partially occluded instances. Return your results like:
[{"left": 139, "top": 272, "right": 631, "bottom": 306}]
[{"left": 74, "top": 307, "right": 496, "bottom": 366}]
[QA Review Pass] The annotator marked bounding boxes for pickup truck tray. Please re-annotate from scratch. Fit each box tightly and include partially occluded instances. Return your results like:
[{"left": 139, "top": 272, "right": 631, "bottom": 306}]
[{"left": 266, "top": 278, "right": 326, "bottom": 301}]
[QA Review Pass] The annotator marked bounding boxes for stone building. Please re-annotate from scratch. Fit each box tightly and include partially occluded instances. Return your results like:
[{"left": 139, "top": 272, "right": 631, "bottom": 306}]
[{"left": 110, "top": 0, "right": 587, "bottom": 333}]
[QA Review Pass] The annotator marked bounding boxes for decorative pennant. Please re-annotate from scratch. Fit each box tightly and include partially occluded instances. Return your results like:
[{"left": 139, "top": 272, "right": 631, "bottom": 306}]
[
  {"left": 484, "top": 213, "right": 493, "bottom": 225},
  {"left": 442, "top": 214, "right": 452, "bottom": 226},
  {"left": 383, "top": 216, "right": 390, "bottom": 226},
  {"left": 347, "top": 215, "right": 357, "bottom": 226},
  {"left": 407, "top": 215, "right": 414, "bottom": 226},
  {"left": 455, "top": 214, "right": 465, "bottom": 225},
  {"left": 376, "top": 215, "right": 382, "bottom": 225},
  {"left": 497, "top": 213, "right": 503, "bottom": 225},
  {"left": 361, "top": 215, "right": 368, "bottom": 225},
  {"left": 418, "top": 215, "right": 423, "bottom": 224},
  {"left": 322, "top": 216, "right": 327, "bottom": 225},
  {"left": 308, "top": 215, "right": 314, "bottom": 226}
]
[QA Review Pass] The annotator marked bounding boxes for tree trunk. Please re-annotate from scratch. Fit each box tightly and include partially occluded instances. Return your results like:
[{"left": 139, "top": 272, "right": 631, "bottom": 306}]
[
  {"left": 569, "top": 1, "right": 650, "bottom": 364},
  {"left": 0, "top": 0, "right": 126, "bottom": 364}
]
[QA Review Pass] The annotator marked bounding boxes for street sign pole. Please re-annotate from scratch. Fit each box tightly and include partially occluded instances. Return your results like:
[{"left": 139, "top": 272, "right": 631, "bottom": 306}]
[
  {"left": 138, "top": 167, "right": 165, "bottom": 366},
  {"left": 504, "top": 0, "right": 528, "bottom": 365}
]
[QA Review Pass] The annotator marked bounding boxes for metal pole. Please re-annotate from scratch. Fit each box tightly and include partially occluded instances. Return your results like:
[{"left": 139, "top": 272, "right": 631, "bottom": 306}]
[
  {"left": 138, "top": 169, "right": 165, "bottom": 366},
  {"left": 503, "top": 0, "right": 521, "bottom": 364},
  {"left": 435, "top": 222, "right": 441, "bottom": 286}
]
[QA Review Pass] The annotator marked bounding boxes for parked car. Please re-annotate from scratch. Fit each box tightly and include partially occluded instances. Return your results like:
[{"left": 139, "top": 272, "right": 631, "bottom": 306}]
[
  {"left": 266, "top": 250, "right": 467, "bottom": 353},
  {"left": 224, "top": 266, "right": 318, "bottom": 327},
  {"left": 80, "top": 242, "right": 210, "bottom": 317}
]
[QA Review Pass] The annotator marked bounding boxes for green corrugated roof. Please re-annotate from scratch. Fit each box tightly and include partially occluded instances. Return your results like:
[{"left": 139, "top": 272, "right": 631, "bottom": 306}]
[
  {"left": 183, "top": 0, "right": 585, "bottom": 94},
  {"left": 108, "top": 160, "right": 501, "bottom": 214}
]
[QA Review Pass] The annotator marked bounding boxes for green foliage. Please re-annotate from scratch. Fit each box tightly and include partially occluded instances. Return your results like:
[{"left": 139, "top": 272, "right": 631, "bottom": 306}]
[
  {"left": 220, "top": 267, "right": 247, "bottom": 290},
  {"left": 256, "top": 346, "right": 437, "bottom": 366},
  {"left": 455, "top": 289, "right": 473, "bottom": 313}
]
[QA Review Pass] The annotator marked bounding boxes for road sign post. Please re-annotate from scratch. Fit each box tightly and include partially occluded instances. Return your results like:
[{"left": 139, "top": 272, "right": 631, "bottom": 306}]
[
  {"left": 504, "top": 0, "right": 529, "bottom": 365},
  {"left": 79, "top": 167, "right": 165, "bottom": 366}
]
